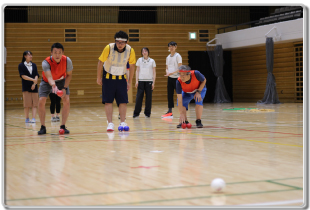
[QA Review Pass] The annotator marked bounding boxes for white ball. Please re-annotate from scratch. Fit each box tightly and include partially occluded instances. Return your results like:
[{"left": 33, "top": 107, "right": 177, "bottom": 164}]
[{"left": 211, "top": 178, "right": 225, "bottom": 192}]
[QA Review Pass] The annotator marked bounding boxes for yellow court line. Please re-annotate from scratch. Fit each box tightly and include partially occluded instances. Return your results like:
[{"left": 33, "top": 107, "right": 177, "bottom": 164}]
[{"left": 169, "top": 131, "right": 303, "bottom": 148}]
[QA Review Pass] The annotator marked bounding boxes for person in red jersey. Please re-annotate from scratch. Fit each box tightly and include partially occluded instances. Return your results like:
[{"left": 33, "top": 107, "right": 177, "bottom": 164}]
[
  {"left": 176, "top": 65, "right": 207, "bottom": 128},
  {"left": 38, "top": 43, "right": 73, "bottom": 135}
]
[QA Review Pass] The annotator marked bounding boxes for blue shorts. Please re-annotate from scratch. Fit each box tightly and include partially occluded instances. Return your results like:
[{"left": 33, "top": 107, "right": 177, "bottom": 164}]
[
  {"left": 102, "top": 71, "right": 128, "bottom": 104},
  {"left": 177, "top": 87, "right": 207, "bottom": 110}
]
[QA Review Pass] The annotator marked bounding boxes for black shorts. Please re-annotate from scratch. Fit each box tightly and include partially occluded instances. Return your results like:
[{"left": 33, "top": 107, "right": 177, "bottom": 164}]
[{"left": 102, "top": 71, "right": 128, "bottom": 104}]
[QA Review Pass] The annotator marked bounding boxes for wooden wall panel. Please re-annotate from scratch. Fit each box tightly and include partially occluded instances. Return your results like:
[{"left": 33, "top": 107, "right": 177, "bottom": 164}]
[
  {"left": 232, "top": 42, "right": 296, "bottom": 102},
  {"left": 5, "top": 23, "right": 219, "bottom": 108}
]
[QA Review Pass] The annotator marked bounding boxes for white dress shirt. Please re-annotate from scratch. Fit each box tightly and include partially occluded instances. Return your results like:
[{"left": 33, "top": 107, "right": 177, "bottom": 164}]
[{"left": 24, "top": 61, "right": 33, "bottom": 75}]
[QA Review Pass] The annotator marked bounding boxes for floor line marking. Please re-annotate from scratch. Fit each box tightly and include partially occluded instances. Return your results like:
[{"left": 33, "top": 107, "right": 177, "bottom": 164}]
[
  {"left": 5, "top": 124, "right": 37, "bottom": 132},
  {"left": 5, "top": 124, "right": 74, "bottom": 139},
  {"left": 5, "top": 139, "right": 138, "bottom": 146},
  {"left": 5, "top": 124, "right": 303, "bottom": 137},
  {"left": 239, "top": 199, "right": 303, "bottom": 206},
  {"left": 4, "top": 136, "right": 298, "bottom": 144},
  {"left": 266, "top": 180, "right": 302, "bottom": 190},
  {"left": 6, "top": 177, "right": 302, "bottom": 202},
  {"left": 205, "top": 126, "right": 303, "bottom": 136},
  {"left": 5, "top": 135, "right": 303, "bottom": 147},
  {"left": 170, "top": 131, "right": 303, "bottom": 147},
  {"left": 105, "top": 189, "right": 301, "bottom": 206}
]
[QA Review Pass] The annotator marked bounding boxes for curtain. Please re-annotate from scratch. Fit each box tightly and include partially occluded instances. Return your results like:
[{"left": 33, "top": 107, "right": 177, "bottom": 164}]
[
  {"left": 207, "top": 45, "right": 231, "bottom": 103},
  {"left": 257, "top": 37, "right": 281, "bottom": 104}
]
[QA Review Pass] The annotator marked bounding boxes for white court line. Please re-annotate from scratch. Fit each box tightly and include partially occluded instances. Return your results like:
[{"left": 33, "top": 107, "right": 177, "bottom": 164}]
[{"left": 240, "top": 199, "right": 303, "bottom": 206}]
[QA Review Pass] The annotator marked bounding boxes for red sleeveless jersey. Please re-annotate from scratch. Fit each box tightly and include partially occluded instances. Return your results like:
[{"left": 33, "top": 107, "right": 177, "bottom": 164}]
[
  {"left": 42, "top": 55, "right": 67, "bottom": 82},
  {"left": 177, "top": 71, "right": 201, "bottom": 93}
]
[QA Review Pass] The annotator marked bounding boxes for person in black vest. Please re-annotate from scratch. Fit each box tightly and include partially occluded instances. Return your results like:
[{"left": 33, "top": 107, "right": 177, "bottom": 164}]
[{"left": 18, "top": 51, "right": 39, "bottom": 123}]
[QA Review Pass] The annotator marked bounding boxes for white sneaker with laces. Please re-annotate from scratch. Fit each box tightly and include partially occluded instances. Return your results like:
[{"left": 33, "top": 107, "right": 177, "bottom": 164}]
[
  {"left": 119, "top": 122, "right": 127, "bottom": 127},
  {"left": 107, "top": 122, "right": 114, "bottom": 132}
]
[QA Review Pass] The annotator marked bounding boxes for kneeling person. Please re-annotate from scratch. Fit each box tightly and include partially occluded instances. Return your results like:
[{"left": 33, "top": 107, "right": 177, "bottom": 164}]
[{"left": 176, "top": 65, "right": 207, "bottom": 128}]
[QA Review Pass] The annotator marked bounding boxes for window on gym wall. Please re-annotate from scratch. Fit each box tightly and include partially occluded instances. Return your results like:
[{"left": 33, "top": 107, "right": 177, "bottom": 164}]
[
  {"left": 128, "top": 29, "right": 140, "bottom": 42},
  {"left": 199, "top": 30, "right": 209, "bottom": 42},
  {"left": 65, "top": 29, "right": 77, "bottom": 42},
  {"left": 118, "top": 6, "right": 157, "bottom": 23}
]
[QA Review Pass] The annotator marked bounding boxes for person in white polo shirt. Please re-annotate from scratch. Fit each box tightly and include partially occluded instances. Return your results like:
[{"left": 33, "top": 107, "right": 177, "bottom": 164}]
[
  {"left": 162, "top": 41, "right": 182, "bottom": 118},
  {"left": 133, "top": 47, "right": 156, "bottom": 118}
]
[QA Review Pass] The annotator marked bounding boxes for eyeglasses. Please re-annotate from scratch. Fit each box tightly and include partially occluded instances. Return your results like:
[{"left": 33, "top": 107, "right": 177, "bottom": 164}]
[{"left": 116, "top": 41, "right": 126, "bottom": 45}]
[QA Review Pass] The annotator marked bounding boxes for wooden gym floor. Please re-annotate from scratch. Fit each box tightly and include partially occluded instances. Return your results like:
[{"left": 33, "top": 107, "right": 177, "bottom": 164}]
[{"left": 4, "top": 102, "right": 304, "bottom": 207}]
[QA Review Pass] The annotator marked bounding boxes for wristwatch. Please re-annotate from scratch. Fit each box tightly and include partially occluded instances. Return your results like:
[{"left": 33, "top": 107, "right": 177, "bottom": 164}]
[
  {"left": 197, "top": 90, "right": 201, "bottom": 94},
  {"left": 63, "top": 87, "right": 68, "bottom": 91}
]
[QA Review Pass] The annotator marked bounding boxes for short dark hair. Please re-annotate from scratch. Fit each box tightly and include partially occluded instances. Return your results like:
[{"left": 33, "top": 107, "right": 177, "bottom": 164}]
[
  {"left": 22, "top": 50, "right": 32, "bottom": 63},
  {"left": 168, "top": 41, "right": 177, "bottom": 47},
  {"left": 114, "top": 30, "right": 129, "bottom": 41},
  {"left": 51, "top": 43, "right": 64, "bottom": 52},
  {"left": 141, "top": 47, "right": 149, "bottom": 56}
]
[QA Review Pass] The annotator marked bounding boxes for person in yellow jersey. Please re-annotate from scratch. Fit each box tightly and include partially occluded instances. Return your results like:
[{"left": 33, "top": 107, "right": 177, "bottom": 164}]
[{"left": 97, "top": 31, "right": 136, "bottom": 132}]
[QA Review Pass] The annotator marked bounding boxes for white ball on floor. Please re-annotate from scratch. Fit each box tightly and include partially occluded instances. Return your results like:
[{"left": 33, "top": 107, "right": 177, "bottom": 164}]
[{"left": 211, "top": 178, "right": 225, "bottom": 192}]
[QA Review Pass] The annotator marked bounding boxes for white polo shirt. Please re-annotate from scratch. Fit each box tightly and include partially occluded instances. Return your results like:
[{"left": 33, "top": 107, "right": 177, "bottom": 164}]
[
  {"left": 136, "top": 57, "right": 156, "bottom": 81},
  {"left": 166, "top": 52, "right": 182, "bottom": 78}
]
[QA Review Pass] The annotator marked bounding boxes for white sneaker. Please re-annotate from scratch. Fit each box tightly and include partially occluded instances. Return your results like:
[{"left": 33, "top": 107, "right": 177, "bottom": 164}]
[
  {"left": 51, "top": 117, "right": 57, "bottom": 122},
  {"left": 119, "top": 122, "right": 127, "bottom": 127},
  {"left": 119, "top": 122, "right": 130, "bottom": 131},
  {"left": 107, "top": 122, "right": 114, "bottom": 132}
]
